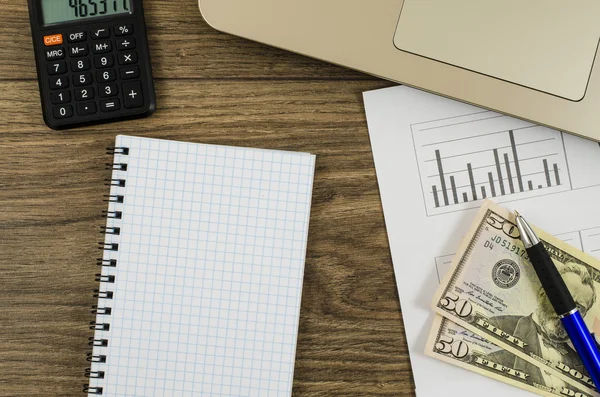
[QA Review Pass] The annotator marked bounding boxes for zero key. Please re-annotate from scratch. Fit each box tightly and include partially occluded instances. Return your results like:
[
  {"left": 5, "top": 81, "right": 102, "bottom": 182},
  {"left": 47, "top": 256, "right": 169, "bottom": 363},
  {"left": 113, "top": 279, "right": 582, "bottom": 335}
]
[{"left": 53, "top": 105, "right": 73, "bottom": 119}]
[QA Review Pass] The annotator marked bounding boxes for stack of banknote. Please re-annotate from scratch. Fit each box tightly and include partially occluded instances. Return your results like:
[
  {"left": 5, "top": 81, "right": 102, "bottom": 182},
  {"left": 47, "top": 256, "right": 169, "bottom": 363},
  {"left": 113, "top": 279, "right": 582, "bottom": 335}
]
[{"left": 428, "top": 200, "right": 600, "bottom": 397}]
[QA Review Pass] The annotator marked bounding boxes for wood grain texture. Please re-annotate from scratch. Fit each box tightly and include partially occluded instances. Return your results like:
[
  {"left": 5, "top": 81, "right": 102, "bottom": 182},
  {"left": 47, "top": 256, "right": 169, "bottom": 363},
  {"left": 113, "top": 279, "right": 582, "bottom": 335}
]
[{"left": 0, "top": 0, "right": 413, "bottom": 396}]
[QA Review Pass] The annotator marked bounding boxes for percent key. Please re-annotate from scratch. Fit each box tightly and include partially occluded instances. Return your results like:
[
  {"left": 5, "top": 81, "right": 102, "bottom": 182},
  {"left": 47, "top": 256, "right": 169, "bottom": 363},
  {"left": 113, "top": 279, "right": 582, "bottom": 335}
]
[{"left": 115, "top": 24, "right": 134, "bottom": 36}]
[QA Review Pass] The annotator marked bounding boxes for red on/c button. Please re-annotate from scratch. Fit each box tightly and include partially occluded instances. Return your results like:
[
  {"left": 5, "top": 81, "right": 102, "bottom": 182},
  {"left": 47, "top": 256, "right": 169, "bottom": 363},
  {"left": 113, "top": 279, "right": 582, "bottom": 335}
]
[{"left": 44, "top": 34, "right": 63, "bottom": 46}]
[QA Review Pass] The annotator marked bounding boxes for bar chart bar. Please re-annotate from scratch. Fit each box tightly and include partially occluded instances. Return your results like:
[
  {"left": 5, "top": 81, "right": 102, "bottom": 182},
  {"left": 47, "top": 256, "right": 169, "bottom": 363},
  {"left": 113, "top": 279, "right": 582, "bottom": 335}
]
[
  {"left": 504, "top": 153, "right": 515, "bottom": 194},
  {"left": 509, "top": 130, "right": 524, "bottom": 192},
  {"left": 554, "top": 163, "right": 561, "bottom": 186},
  {"left": 538, "top": 185, "right": 543, "bottom": 189},
  {"left": 432, "top": 186, "right": 440, "bottom": 208},
  {"left": 450, "top": 176, "right": 458, "bottom": 204},
  {"left": 543, "top": 159, "right": 552, "bottom": 187},
  {"left": 488, "top": 173, "right": 496, "bottom": 197},
  {"left": 481, "top": 186, "right": 487, "bottom": 199},
  {"left": 467, "top": 164, "right": 477, "bottom": 200},
  {"left": 462, "top": 192, "right": 468, "bottom": 203},
  {"left": 528, "top": 181, "right": 534, "bottom": 190},
  {"left": 494, "top": 149, "right": 506, "bottom": 195},
  {"left": 435, "top": 150, "right": 449, "bottom": 206}
]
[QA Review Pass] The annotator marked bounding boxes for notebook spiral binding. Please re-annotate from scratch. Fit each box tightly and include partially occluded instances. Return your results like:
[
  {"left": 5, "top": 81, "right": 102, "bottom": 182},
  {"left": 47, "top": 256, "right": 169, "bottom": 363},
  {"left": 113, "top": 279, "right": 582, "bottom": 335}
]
[{"left": 83, "top": 147, "right": 129, "bottom": 395}]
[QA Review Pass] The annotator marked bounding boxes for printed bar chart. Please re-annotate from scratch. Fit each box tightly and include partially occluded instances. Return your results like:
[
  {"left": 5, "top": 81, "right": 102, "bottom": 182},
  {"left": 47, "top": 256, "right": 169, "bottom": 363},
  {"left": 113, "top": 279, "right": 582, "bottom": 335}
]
[
  {"left": 412, "top": 113, "right": 572, "bottom": 215},
  {"left": 429, "top": 131, "right": 564, "bottom": 207}
]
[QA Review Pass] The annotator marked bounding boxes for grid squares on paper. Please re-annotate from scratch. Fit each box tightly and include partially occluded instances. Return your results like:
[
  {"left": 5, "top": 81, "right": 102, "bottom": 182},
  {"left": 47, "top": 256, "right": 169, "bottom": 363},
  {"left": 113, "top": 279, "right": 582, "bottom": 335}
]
[{"left": 88, "top": 136, "right": 316, "bottom": 397}]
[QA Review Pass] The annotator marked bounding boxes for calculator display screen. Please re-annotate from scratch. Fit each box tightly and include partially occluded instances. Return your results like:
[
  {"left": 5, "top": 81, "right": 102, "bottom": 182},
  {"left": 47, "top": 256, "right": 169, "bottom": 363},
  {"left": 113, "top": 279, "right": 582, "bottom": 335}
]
[{"left": 41, "top": 0, "right": 132, "bottom": 25}]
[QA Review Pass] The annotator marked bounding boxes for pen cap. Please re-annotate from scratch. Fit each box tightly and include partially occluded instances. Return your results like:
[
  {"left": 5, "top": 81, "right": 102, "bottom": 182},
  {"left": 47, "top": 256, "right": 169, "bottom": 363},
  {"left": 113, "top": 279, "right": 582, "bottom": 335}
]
[{"left": 527, "top": 243, "right": 576, "bottom": 316}]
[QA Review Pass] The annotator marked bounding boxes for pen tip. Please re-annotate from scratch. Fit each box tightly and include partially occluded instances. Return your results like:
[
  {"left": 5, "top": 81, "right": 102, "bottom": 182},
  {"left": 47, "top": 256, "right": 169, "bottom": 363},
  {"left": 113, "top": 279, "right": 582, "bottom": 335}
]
[{"left": 514, "top": 210, "right": 521, "bottom": 218}]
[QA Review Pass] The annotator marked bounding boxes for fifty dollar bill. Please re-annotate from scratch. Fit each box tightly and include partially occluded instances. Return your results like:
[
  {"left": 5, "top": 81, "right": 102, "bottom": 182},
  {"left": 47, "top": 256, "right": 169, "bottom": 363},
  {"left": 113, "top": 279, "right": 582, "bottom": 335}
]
[
  {"left": 426, "top": 314, "right": 592, "bottom": 397},
  {"left": 433, "top": 200, "right": 600, "bottom": 395}
]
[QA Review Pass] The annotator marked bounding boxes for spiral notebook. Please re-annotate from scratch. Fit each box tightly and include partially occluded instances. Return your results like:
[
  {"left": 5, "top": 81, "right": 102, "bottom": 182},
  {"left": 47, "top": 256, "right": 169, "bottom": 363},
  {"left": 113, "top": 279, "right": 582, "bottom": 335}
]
[{"left": 87, "top": 135, "right": 316, "bottom": 396}]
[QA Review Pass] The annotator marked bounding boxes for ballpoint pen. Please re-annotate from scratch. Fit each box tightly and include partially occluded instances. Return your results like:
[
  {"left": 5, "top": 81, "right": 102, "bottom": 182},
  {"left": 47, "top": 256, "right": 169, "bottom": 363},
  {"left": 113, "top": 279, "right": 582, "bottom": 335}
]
[{"left": 514, "top": 211, "right": 600, "bottom": 389}]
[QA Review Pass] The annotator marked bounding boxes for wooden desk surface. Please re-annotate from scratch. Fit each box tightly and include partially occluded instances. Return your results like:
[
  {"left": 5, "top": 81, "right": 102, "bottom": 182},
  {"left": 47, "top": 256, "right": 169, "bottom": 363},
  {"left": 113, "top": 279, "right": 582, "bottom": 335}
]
[{"left": 0, "top": 1, "right": 414, "bottom": 395}]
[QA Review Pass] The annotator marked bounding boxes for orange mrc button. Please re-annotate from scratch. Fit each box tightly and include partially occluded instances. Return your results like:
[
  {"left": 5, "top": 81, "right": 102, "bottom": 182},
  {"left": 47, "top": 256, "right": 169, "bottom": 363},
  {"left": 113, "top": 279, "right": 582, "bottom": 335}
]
[{"left": 44, "top": 34, "right": 63, "bottom": 46}]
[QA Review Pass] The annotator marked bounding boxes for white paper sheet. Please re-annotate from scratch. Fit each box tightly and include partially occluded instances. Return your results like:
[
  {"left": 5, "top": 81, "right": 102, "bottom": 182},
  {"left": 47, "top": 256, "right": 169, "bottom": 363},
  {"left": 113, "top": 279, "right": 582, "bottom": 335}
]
[{"left": 364, "top": 86, "right": 600, "bottom": 397}]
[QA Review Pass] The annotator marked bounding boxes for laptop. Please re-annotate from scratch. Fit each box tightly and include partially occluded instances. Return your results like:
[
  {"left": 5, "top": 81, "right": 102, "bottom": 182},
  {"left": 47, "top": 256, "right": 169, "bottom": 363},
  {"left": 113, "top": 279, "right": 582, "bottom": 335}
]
[{"left": 198, "top": 0, "right": 600, "bottom": 142}]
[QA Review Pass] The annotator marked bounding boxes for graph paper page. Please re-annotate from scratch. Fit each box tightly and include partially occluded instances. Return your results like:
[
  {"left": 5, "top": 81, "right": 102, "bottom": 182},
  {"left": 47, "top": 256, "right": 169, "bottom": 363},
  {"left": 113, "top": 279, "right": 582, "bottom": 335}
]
[
  {"left": 89, "top": 136, "right": 315, "bottom": 397},
  {"left": 364, "top": 86, "right": 600, "bottom": 397}
]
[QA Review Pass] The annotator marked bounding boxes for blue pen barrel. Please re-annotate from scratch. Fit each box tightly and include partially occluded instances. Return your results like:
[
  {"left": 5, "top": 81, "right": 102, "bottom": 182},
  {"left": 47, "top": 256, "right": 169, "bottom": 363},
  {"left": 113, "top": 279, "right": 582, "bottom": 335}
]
[{"left": 561, "top": 311, "right": 600, "bottom": 389}]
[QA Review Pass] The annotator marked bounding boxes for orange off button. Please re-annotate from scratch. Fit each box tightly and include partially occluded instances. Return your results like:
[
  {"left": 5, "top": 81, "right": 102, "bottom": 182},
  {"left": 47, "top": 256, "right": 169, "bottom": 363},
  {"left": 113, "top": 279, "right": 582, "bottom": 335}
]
[{"left": 44, "top": 34, "right": 63, "bottom": 46}]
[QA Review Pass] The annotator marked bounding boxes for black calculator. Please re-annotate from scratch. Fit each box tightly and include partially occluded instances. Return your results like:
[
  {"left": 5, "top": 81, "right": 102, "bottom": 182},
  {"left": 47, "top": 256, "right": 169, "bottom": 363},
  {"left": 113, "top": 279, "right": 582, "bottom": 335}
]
[{"left": 28, "top": 0, "right": 156, "bottom": 130}]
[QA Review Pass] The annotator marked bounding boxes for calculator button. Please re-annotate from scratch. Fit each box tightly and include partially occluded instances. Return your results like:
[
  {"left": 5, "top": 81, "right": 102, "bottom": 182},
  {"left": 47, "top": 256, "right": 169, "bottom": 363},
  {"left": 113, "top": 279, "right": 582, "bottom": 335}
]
[
  {"left": 120, "top": 66, "right": 139, "bottom": 80},
  {"left": 71, "top": 58, "right": 91, "bottom": 72},
  {"left": 47, "top": 61, "right": 67, "bottom": 75},
  {"left": 92, "top": 41, "right": 112, "bottom": 54},
  {"left": 68, "top": 31, "right": 86, "bottom": 43},
  {"left": 73, "top": 72, "right": 93, "bottom": 87},
  {"left": 45, "top": 48, "right": 65, "bottom": 61},
  {"left": 77, "top": 102, "right": 97, "bottom": 116},
  {"left": 44, "top": 34, "right": 63, "bottom": 46},
  {"left": 118, "top": 52, "right": 138, "bottom": 65},
  {"left": 97, "top": 70, "right": 117, "bottom": 83},
  {"left": 75, "top": 87, "right": 95, "bottom": 101},
  {"left": 53, "top": 105, "right": 73, "bottom": 119},
  {"left": 51, "top": 90, "right": 71, "bottom": 104},
  {"left": 116, "top": 37, "right": 136, "bottom": 51},
  {"left": 123, "top": 81, "right": 144, "bottom": 108},
  {"left": 91, "top": 27, "right": 110, "bottom": 39},
  {"left": 101, "top": 99, "right": 121, "bottom": 112},
  {"left": 99, "top": 83, "right": 118, "bottom": 98},
  {"left": 94, "top": 55, "right": 114, "bottom": 69},
  {"left": 50, "top": 76, "right": 69, "bottom": 89},
  {"left": 69, "top": 44, "right": 88, "bottom": 57},
  {"left": 114, "top": 24, "right": 134, "bottom": 36}
]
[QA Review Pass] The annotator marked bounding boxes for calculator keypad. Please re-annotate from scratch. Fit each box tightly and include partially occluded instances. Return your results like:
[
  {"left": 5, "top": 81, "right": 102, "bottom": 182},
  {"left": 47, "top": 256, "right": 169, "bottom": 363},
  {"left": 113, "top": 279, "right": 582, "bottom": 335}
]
[{"left": 39, "top": 20, "right": 149, "bottom": 125}]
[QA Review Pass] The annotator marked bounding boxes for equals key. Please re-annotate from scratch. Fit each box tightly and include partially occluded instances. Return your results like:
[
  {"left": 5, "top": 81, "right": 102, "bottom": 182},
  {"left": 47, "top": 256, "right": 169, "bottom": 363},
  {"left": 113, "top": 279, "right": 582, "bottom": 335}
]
[{"left": 101, "top": 99, "right": 120, "bottom": 112}]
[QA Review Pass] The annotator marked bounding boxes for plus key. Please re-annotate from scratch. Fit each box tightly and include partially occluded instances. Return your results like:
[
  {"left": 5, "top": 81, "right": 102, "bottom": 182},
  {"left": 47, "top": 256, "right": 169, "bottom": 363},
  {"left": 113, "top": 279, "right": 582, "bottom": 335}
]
[{"left": 122, "top": 81, "right": 144, "bottom": 108}]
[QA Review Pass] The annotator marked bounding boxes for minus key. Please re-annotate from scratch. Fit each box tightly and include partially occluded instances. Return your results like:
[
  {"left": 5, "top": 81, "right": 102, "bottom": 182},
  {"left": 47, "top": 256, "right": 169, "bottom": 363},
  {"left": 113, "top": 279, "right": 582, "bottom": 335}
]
[{"left": 120, "top": 66, "right": 140, "bottom": 80}]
